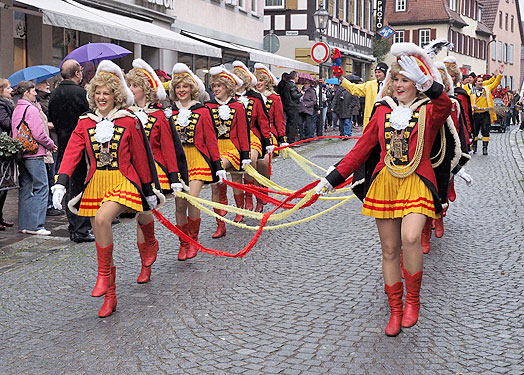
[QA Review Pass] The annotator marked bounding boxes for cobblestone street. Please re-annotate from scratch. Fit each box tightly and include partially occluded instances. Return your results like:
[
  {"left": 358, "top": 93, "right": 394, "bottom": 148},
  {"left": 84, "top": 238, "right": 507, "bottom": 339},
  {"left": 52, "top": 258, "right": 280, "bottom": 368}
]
[{"left": 1, "top": 128, "right": 523, "bottom": 374}]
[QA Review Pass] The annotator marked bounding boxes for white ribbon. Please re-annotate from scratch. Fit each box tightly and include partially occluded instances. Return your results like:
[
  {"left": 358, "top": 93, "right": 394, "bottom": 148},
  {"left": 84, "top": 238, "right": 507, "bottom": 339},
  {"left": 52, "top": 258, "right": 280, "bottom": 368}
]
[
  {"left": 176, "top": 108, "right": 192, "bottom": 127},
  {"left": 94, "top": 119, "right": 115, "bottom": 143},
  {"left": 218, "top": 104, "right": 231, "bottom": 121}
]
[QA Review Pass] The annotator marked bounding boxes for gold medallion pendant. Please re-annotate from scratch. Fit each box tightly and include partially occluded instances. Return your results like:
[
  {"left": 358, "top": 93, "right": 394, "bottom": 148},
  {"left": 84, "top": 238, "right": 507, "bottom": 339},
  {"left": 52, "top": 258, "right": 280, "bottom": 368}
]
[
  {"left": 217, "top": 121, "right": 228, "bottom": 136},
  {"left": 390, "top": 131, "right": 406, "bottom": 159},
  {"left": 179, "top": 131, "right": 188, "bottom": 143},
  {"left": 99, "top": 143, "right": 113, "bottom": 166}
]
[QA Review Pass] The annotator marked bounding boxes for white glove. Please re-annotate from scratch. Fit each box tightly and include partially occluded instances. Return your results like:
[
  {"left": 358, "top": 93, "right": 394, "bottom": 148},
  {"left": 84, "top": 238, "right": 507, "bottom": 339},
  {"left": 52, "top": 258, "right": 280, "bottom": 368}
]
[
  {"left": 398, "top": 56, "right": 429, "bottom": 86},
  {"left": 170, "top": 183, "right": 183, "bottom": 192},
  {"left": 326, "top": 165, "right": 336, "bottom": 176},
  {"left": 315, "top": 178, "right": 334, "bottom": 196},
  {"left": 146, "top": 195, "right": 158, "bottom": 210},
  {"left": 455, "top": 168, "right": 473, "bottom": 186},
  {"left": 51, "top": 184, "right": 66, "bottom": 210},
  {"left": 216, "top": 170, "right": 227, "bottom": 183},
  {"left": 280, "top": 142, "right": 289, "bottom": 148},
  {"left": 241, "top": 159, "right": 252, "bottom": 169},
  {"left": 266, "top": 145, "right": 275, "bottom": 153}
]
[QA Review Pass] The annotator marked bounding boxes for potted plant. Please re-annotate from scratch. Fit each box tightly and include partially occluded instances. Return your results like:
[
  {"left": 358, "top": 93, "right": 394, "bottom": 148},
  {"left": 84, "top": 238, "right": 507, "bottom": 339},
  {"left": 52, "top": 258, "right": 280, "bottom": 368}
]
[{"left": 0, "top": 133, "right": 23, "bottom": 189}]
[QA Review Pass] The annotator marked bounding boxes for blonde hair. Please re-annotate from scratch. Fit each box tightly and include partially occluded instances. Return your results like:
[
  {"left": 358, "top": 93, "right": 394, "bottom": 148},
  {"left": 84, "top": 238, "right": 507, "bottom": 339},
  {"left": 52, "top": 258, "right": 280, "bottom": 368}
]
[
  {"left": 126, "top": 68, "right": 159, "bottom": 104},
  {"left": 210, "top": 75, "right": 236, "bottom": 97},
  {"left": 0, "top": 78, "right": 10, "bottom": 91},
  {"left": 86, "top": 72, "right": 128, "bottom": 111},
  {"left": 254, "top": 71, "right": 276, "bottom": 95},
  {"left": 444, "top": 62, "right": 460, "bottom": 85},
  {"left": 169, "top": 74, "right": 200, "bottom": 102},
  {"left": 232, "top": 67, "right": 251, "bottom": 91},
  {"left": 437, "top": 68, "right": 451, "bottom": 93}
]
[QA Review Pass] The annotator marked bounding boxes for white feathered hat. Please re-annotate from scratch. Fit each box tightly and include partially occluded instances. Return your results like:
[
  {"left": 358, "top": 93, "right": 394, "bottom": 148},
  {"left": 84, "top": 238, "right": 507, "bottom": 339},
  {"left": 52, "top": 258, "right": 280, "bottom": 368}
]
[
  {"left": 132, "top": 58, "right": 167, "bottom": 101},
  {"left": 95, "top": 60, "right": 134, "bottom": 107},
  {"left": 209, "top": 65, "right": 243, "bottom": 90},
  {"left": 435, "top": 61, "right": 454, "bottom": 96},
  {"left": 377, "top": 42, "right": 443, "bottom": 100},
  {"left": 232, "top": 61, "right": 257, "bottom": 86},
  {"left": 171, "top": 63, "right": 206, "bottom": 95},
  {"left": 254, "top": 63, "right": 278, "bottom": 86}
]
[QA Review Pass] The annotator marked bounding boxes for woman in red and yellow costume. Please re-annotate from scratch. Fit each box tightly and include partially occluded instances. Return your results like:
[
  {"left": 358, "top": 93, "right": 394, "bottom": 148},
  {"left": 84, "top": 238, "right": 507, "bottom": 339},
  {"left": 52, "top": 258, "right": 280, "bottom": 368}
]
[
  {"left": 51, "top": 60, "right": 163, "bottom": 318},
  {"left": 254, "top": 63, "right": 289, "bottom": 212},
  {"left": 316, "top": 43, "right": 452, "bottom": 336},
  {"left": 126, "top": 58, "right": 188, "bottom": 282},
  {"left": 205, "top": 66, "right": 250, "bottom": 238},
  {"left": 231, "top": 61, "right": 273, "bottom": 214},
  {"left": 169, "top": 63, "right": 225, "bottom": 260}
]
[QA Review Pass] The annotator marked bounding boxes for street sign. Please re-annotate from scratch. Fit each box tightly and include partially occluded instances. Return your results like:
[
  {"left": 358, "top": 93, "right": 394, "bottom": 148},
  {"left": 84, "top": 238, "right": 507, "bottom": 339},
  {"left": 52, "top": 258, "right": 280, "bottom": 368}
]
[
  {"left": 263, "top": 33, "right": 280, "bottom": 53},
  {"left": 376, "top": 0, "right": 386, "bottom": 30},
  {"left": 311, "top": 42, "right": 330, "bottom": 64},
  {"left": 377, "top": 26, "right": 395, "bottom": 40}
]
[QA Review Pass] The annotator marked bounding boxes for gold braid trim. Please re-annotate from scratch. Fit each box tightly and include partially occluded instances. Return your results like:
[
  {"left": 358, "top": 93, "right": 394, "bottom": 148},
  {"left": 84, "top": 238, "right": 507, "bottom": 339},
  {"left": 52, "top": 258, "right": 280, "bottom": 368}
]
[
  {"left": 384, "top": 105, "right": 426, "bottom": 178},
  {"left": 431, "top": 125, "right": 446, "bottom": 168}
]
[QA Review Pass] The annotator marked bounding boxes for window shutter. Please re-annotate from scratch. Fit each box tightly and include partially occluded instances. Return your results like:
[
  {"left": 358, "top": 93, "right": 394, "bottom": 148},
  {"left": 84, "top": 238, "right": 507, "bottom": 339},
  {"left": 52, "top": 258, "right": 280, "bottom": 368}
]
[
  {"left": 412, "top": 29, "right": 419, "bottom": 46},
  {"left": 328, "top": 0, "right": 334, "bottom": 16},
  {"left": 430, "top": 28, "right": 436, "bottom": 40},
  {"left": 338, "top": 0, "right": 344, "bottom": 20},
  {"left": 404, "top": 29, "right": 410, "bottom": 42}
]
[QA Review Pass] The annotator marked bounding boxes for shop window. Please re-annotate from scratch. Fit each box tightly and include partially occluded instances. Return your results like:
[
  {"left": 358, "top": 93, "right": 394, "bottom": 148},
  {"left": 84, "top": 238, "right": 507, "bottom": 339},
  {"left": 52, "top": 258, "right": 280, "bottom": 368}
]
[{"left": 178, "top": 52, "right": 193, "bottom": 70}]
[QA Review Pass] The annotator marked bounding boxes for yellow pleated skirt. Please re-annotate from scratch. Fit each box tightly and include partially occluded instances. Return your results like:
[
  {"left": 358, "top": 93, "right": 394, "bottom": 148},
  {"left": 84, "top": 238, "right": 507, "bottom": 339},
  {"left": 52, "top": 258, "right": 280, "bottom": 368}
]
[
  {"left": 155, "top": 162, "right": 171, "bottom": 190},
  {"left": 362, "top": 168, "right": 438, "bottom": 219},
  {"left": 78, "top": 169, "right": 143, "bottom": 217},
  {"left": 250, "top": 131, "right": 262, "bottom": 158},
  {"left": 218, "top": 138, "right": 240, "bottom": 170},
  {"left": 184, "top": 145, "right": 213, "bottom": 182}
]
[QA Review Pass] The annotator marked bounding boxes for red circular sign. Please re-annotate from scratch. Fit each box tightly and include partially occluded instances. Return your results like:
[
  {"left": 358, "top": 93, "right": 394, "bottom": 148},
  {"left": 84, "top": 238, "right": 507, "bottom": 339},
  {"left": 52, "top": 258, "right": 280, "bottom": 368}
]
[{"left": 311, "top": 42, "right": 330, "bottom": 64}]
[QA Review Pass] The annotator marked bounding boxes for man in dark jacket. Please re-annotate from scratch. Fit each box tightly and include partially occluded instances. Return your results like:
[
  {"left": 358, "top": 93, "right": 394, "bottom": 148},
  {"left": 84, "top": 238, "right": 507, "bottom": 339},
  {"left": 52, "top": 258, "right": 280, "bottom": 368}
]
[
  {"left": 48, "top": 59, "right": 94, "bottom": 243},
  {"left": 284, "top": 71, "right": 302, "bottom": 142},
  {"left": 334, "top": 85, "right": 359, "bottom": 137}
]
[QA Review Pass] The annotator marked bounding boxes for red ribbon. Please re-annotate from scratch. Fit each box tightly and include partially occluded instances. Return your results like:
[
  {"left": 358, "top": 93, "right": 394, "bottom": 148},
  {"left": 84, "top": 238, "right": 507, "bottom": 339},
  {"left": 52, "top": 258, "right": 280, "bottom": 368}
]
[{"left": 153, "top": 180, "right": 320, "bottom": 258}]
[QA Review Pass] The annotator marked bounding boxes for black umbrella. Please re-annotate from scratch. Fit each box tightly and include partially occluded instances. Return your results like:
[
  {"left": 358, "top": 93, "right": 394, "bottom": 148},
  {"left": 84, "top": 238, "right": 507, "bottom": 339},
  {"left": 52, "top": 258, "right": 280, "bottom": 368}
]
[{"left": 344, "top": 74, "right": 362, "bottom": 83}]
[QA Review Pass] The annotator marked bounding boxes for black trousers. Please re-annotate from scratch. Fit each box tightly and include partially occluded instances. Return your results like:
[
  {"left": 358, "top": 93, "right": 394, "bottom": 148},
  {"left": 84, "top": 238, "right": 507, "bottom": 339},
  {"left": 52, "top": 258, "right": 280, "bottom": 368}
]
[
  {"left": 473, "top": 112, "right": 490, "bottom": 142},
  {"left": 285, "top": 109, "right": 299, "bottom": 143},
  {"left": 0, "top": 190, "right": 7, "bottom": 222}
]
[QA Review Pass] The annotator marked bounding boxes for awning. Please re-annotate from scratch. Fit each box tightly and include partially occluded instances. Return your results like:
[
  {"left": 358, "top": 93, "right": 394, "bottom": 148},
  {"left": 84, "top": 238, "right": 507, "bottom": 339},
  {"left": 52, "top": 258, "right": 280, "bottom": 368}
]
[
  {"left": 15, "top": 0, "right": 222, "bottom": 58},
  {"left": 338, "top": 47, "right": 376, "bottom": 63},
  {"left": 183, "top": 31, "right": 319, "bottom": 73}
]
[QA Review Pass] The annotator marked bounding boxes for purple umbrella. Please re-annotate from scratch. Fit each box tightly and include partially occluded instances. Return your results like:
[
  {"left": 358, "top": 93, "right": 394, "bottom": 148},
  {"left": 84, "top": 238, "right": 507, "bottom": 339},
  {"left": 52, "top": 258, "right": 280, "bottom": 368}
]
[{"left": 60, "top": 43, "right": 132, "bottom": 67}]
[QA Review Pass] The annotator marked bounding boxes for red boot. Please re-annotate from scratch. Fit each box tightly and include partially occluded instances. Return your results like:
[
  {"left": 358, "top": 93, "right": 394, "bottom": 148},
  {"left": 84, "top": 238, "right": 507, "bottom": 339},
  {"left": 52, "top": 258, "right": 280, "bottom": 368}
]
[
  {"left": 448, "top": 180, "right": 456, "bottom": 202},
  {"left": 433, "top": 217, "right": 444, "bottom": 238},
  {"left": 185, "top": 216, "right": 201, "bottom": 259},
  {"left": 233, "top": 193, "right": 244, "bottom": 223},
  {"left": 384, "top": 282, "right": 404, "bottom": 336},
  {"left": 421, "top": 218, "right": 432, "bottom": 254},
  {"left": 216, "top": 182, "right": 228, "bottom": 216},
  {"left": 177, "top": 222, "right": 190, "bottom": 261},
  {"left": 244, "top": 177, "right": 255, "bottom": 211},
  {"left": 137, "top": 242, "right": 152, "bottom": 283},
  {"left": 98, "top": 266, "right": 117, "bottom": 318},
  {"left": 401, "top": 269, "right": 423, "bottom": 328},
  {"left": 139, "top": 220, "right": 158, "bottom": 266},
  {"left": 212, "top": 209, "right": 226, "bottom": 238},
  {"left": 92, "top": 243, "right": 113, "bottom": 297}
]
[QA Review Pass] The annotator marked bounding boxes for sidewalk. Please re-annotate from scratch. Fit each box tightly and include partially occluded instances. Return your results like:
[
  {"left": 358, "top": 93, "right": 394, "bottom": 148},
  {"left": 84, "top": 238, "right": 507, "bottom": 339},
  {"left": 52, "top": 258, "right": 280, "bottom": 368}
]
[{"left": 0, "top": 189, "right": 70, "bottom": 273}]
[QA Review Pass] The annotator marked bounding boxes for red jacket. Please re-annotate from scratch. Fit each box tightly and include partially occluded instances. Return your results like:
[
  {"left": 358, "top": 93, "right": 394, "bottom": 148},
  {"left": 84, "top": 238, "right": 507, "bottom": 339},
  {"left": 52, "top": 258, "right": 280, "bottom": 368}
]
[
  {"left": 137, "top": 104, "right": 181, "bottom": 184},
  {"left": 171, "top": 103, "right": 223, "bottom": 183},
  {"left": 454, "top": 86, "right": 473, "bottom": 138},
  {"left": 236, "top": 90, "right": 272, "bottom": 154},
  {"left": 205, "top": 99, "right": 251, "bottom": 161},
  {"left": 326, "top": 82, "right": 452, "bottom": 213},
  {"left": 57, "top": 111, "right": 155, "bottom": 210},
  {"left": 266, "top": 94, "right": 287, "bottom": 145}
]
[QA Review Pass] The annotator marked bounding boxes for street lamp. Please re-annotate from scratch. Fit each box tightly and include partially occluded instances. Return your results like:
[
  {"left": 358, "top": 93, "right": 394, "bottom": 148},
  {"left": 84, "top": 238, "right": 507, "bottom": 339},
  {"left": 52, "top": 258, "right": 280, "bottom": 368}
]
[{"left": 313, "top": 4, "right": 329, "bottom": 133}]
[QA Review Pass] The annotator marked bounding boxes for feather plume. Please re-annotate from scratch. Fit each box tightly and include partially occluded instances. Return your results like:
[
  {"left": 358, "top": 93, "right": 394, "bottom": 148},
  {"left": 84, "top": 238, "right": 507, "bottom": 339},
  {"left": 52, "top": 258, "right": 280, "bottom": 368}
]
[{"left": 423, "top": 39, "right": 453, "bottom": 58}]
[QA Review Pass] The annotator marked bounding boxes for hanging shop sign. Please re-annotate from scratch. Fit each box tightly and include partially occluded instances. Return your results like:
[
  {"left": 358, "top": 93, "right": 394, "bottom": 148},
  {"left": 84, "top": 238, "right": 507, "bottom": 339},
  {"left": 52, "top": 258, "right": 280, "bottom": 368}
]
[{"left": 376, "top": 0, "right": 386, "bottom": 30}]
